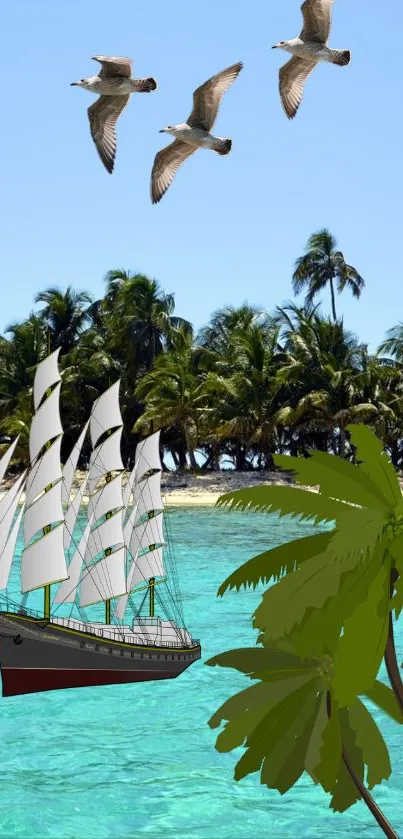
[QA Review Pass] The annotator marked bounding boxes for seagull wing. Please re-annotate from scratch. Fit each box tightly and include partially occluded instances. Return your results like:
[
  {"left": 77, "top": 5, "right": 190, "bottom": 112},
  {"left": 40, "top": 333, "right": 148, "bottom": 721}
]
[
  {"left": 92, "top": 56, "right": 132, "bottom": 78},
  {"left": 187, "top": 62, "right": 243, "bottom": 131},
  {"left": 88, "top": 94, "right": 130, "bottom": 173},
  {"left": 151, "top": 139, "right": 197, "bottom": 204},
  {"left": 279, "top": 56, "right": 318, "bottom": 119},
  {"left": 300, "top": 0, "right": 334, "bottom": 44}
]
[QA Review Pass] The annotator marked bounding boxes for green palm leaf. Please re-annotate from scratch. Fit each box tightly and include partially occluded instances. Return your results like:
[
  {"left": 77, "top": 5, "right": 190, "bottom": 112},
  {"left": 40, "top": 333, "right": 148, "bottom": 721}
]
[
  {"left": 252, "top": 548, "right": 361, "bottom": 645},
  {"left": 332, "top": 558, "right": 391, "bottom": 707},
  {"left": 280, "top": 547, "right": 386, "bottom": 659},
  {"left": 274, "top": 446, "right": 392, "bottom": 512},
  {"left": 216, "top": 485, "right": 352, "bottom": 526},
  {"left": 330, "top": 708, "right": 364, "bottom": 812},
  {"left": 206, "top": 647, "right": 317, "bottom": 682},
  {"left": 305, "top": 695, "right": 342, "bottom": 792},
  {"left": 364, "top": 680, "right": 403, "bottom": 725},
  {"left": 217, "top": 531, "right": 334, "bottom": 596},
  {"left": 326, "top": 508, "right": 387, "bottom": 563},
  {"left": 348, "top": 424, "right": 402, "bottom": 510},
  {"left": 349, "top": 700, "right": 391, "bottom": 789}
]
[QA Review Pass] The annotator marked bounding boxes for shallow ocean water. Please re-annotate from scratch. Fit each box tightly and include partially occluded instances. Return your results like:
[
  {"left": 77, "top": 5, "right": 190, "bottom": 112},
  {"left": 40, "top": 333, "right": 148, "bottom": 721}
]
[{"left": 0, "top": 507, "right": 402, "bottom": 839}]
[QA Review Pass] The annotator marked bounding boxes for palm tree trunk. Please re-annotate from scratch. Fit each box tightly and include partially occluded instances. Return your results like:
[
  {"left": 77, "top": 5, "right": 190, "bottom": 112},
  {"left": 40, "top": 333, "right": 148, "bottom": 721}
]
[
  {"left": 329, "top": 277, "right": 337, "bottom": 322},
  {"left": 184, "top": 424, "right": 198, "bottom": 469},
  {"left": 339, "top": 426, "right": 346, "bottom": 459}
]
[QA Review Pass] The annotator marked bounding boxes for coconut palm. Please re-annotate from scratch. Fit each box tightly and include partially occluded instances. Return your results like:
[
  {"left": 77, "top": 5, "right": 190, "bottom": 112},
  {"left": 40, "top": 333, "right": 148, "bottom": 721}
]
[
  {"left": 104, "top": 271, "right": 192, "bottom": 372},
  {"left": 134, "top": 328, "right": 205, "bottom": 469},
  {"left": 292, "top": 229, "right": 365, "bottom": 322},
  {"left": 35, "top": 286, "right": 93, "bottom": 354}
]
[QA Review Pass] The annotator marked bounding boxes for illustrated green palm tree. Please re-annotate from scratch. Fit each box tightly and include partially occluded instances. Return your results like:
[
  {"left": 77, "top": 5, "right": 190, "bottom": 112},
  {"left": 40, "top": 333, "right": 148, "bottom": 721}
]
[
  {"left": 292, "top": 229, "right": 365, "bottom": 322},
  {"left": 35, "top": 286, "right": 93, "bottom": 354}
]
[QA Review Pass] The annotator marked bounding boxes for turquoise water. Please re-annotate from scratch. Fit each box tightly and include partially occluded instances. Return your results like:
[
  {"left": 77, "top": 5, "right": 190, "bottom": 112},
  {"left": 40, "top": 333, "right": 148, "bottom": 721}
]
[{"left": 0, "top": 508, "right": 402, "bottom": 839}]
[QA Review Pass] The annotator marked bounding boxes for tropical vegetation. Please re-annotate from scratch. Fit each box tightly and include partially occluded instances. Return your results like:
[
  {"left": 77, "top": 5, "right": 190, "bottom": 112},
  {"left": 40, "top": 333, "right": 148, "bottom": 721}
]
[{"left": 1, "top": 231, "right": 402, "bottom": 473}]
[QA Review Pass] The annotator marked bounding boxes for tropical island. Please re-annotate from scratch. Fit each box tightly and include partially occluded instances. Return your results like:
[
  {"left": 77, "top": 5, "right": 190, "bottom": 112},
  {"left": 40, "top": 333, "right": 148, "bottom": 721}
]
[{"left": 1, "top": 230, "right": 402, "bottom": 504}]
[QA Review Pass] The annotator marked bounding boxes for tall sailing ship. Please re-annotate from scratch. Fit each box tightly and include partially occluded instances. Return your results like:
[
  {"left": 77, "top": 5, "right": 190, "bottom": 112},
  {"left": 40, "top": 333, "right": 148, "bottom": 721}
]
[{"left": 0, "top": 349, "right": 201, "bottom": 697}]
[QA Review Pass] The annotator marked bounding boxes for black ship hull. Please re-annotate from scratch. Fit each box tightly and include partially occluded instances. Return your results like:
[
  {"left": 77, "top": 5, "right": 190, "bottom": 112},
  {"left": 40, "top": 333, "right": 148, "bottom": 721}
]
[{"left": 0, "top": 613, "right": 201, "bottom": 697}]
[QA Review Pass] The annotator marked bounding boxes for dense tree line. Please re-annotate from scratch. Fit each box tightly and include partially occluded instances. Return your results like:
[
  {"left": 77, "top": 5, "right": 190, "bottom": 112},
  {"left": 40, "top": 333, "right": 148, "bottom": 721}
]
[{"left": 1, "top": 230, "right": 402, "bottom": 471}]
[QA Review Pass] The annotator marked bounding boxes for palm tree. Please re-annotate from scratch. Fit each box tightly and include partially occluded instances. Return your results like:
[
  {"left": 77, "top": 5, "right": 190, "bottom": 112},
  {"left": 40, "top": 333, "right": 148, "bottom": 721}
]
[
  {"left": 35, "top": 286, "right": 93, "bottom": 354},
  {"left": 103, "top": 271, "right": 192, "bottom": 372},
  {"left": 198, "top": 304, "right": 272, "bottom": 357},
  {"left": 378, "top": 323, "right": 403, "bottom": 363},
  {"left": 134, "top": 328, "right": 205, "bottom": 469},
  {"left": 292, "top": 229, "right": 365, "bottom": 322}
]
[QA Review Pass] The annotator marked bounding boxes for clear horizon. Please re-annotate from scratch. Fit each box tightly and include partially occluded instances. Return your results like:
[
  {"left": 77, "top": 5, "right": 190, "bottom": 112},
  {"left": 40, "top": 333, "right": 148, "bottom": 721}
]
[{"left": 2, "top": 0, "right": 401, "bottom": 353}]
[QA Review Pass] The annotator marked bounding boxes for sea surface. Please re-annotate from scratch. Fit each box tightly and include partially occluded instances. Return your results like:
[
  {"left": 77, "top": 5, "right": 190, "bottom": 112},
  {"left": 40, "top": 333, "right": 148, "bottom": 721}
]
[{"left": 0, "top": 508, "right": 402, "bottom": 839}]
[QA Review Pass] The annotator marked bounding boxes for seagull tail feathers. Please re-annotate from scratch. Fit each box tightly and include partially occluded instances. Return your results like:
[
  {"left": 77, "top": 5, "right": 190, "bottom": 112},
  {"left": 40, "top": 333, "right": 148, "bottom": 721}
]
[
  {"left": 214, "top": 138, "right": 232, "bottom": 156},
  {"left": 330, "top": 50, "right": 351, "bottom": 67},
  {"left": 132, "top": 77, "right": 158, "bottom": 92}
]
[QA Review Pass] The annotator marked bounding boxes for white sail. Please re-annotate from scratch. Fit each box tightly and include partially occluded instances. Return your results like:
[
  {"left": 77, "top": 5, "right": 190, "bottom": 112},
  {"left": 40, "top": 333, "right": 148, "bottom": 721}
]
[
  {"left": 33, "top": 348, "right": 61, "bottom": 411},
  {"left": 21, "top": 522, "right": 67, "bottom": 592},
  {"left": 77, "top": 380, "right": 126, "bottom": 608},
  {"left": 123, "top": 501, "right": 139, "bottom": 549},
  {"left": 25, "top": 436, "right": 62, "bottom": 506},
  {"left": 80, "top": 546, "right": 126, "bottom": 607},
  {"left": 88, "top": 429, "right": 124, "bottom": 493},
  {"left": 0, "top": 436, "right": 20, "bottom": 486},
  {"left": 0, "top": 505, "right": 24, "bottom": 591},
  {"left": 90, "top": 381, "right": 122, "bottom": 449},
  {"left": 84, "top": 510, "right": 124, "bottom": 564},
  {"left": 114, "top": 547, "right": 165, "bottom": 621},
  {"left": 129, "top": 512, "right": 165, "bottom": 559},
  {"left": 29, "top": 382, "right": 63, "bottom": 463},
  {"left": 122, "top": 461, "right": 138, "bottom": 511},
  {"left": 135, "top": 430, "right": 162, "bottom": 481},
  {"left": 128, "top": 547, "right": 165, "bottom": 591},
  {"left": 88, "top": 474, "right": 123, "bottom": 522},
  {"left": 24, "top": 480, "right": 64, "bottom": 546},
  {"left": 63, "top": 473, "right": 89, "bottom": 551},
  {"left": 61, "top": 421, "right": 89, "bottom": 505},
  {"left": 54, "top": 519, "right": 92, "bottom": 604},
  {"left": 0, "top": 471, "right": 26, "bottom": 548},
  {"left": 134, "top": 471, "right": 163, "bottom": 521},
  {"left": 21, "top": 350, "right": 68, "bottom": 594}
]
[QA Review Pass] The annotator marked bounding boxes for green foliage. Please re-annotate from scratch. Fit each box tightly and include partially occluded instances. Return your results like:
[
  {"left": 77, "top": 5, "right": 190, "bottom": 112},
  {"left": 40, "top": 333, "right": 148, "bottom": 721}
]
[
  {"left": 208, "top": 425, "right": 403, "bottom": 836},
  {"left": 364, "top": 680, "right": 403, "bottom": 725},
  {"left": 332, "top": 556, "right": 391, "bottom": 706},
  {"left": 217, "top": 531, "right": 334, "bottom": 595},
  {"left": 348, "top": 424, "right": 403, "bottom": 510},
  {"left": 217, "top": 485, "right": 353, "bottom": 525}
]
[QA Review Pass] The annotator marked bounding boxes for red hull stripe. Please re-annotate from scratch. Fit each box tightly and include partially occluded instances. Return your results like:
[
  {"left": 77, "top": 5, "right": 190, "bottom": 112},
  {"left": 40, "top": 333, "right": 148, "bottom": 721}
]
[{"left": 1, "top": 667, "right": 172, "bottom": 697}]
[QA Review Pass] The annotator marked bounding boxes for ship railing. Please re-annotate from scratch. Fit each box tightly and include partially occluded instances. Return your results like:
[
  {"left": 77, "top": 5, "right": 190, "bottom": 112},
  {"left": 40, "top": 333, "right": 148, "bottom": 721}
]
[{"left": 0, "top": 598, "right": 200, "bottom": 648}]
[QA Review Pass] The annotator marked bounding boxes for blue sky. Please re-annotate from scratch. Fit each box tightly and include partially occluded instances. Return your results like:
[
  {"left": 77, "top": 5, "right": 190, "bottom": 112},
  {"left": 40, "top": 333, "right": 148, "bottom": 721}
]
[{"left": 2, "top": 0, "right": 401, "bottom": 352}]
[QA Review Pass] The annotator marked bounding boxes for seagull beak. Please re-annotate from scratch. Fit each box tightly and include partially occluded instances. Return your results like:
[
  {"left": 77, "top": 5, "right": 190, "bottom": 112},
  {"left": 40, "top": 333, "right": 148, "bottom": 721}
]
[
  {"left": 70, "top": 82, "right": 78, "bottom": 86},
  {"left": 272, "top": 45, "right": 278, "bottom": 49}
]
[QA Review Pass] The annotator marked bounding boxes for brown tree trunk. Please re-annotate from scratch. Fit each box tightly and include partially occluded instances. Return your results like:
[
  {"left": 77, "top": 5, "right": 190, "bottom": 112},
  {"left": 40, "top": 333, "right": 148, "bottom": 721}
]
[{"left": 184, "top": 424, "right": 198, "bottom": 469}]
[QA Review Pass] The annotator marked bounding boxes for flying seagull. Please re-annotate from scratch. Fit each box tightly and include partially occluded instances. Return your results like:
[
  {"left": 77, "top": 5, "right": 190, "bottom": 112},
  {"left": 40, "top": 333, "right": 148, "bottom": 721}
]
[
  {"left": 272, "top": 0, "right": 350, "bottom": 119},
  {"left": 151, "top": 61, "right": 243, "bottom": 204},
  {"left": 71, "top": 56, "right": 157, "bottom": 173}
]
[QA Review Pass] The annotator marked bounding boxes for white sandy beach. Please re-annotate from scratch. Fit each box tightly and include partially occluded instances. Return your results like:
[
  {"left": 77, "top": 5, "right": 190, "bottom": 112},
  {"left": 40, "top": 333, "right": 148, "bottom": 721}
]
[
  {"left": 3, "top": 468, "right": 403, "bottom": 508},
  {"left": 0, "top": 469, "right": 295, "bottom": 508}
]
